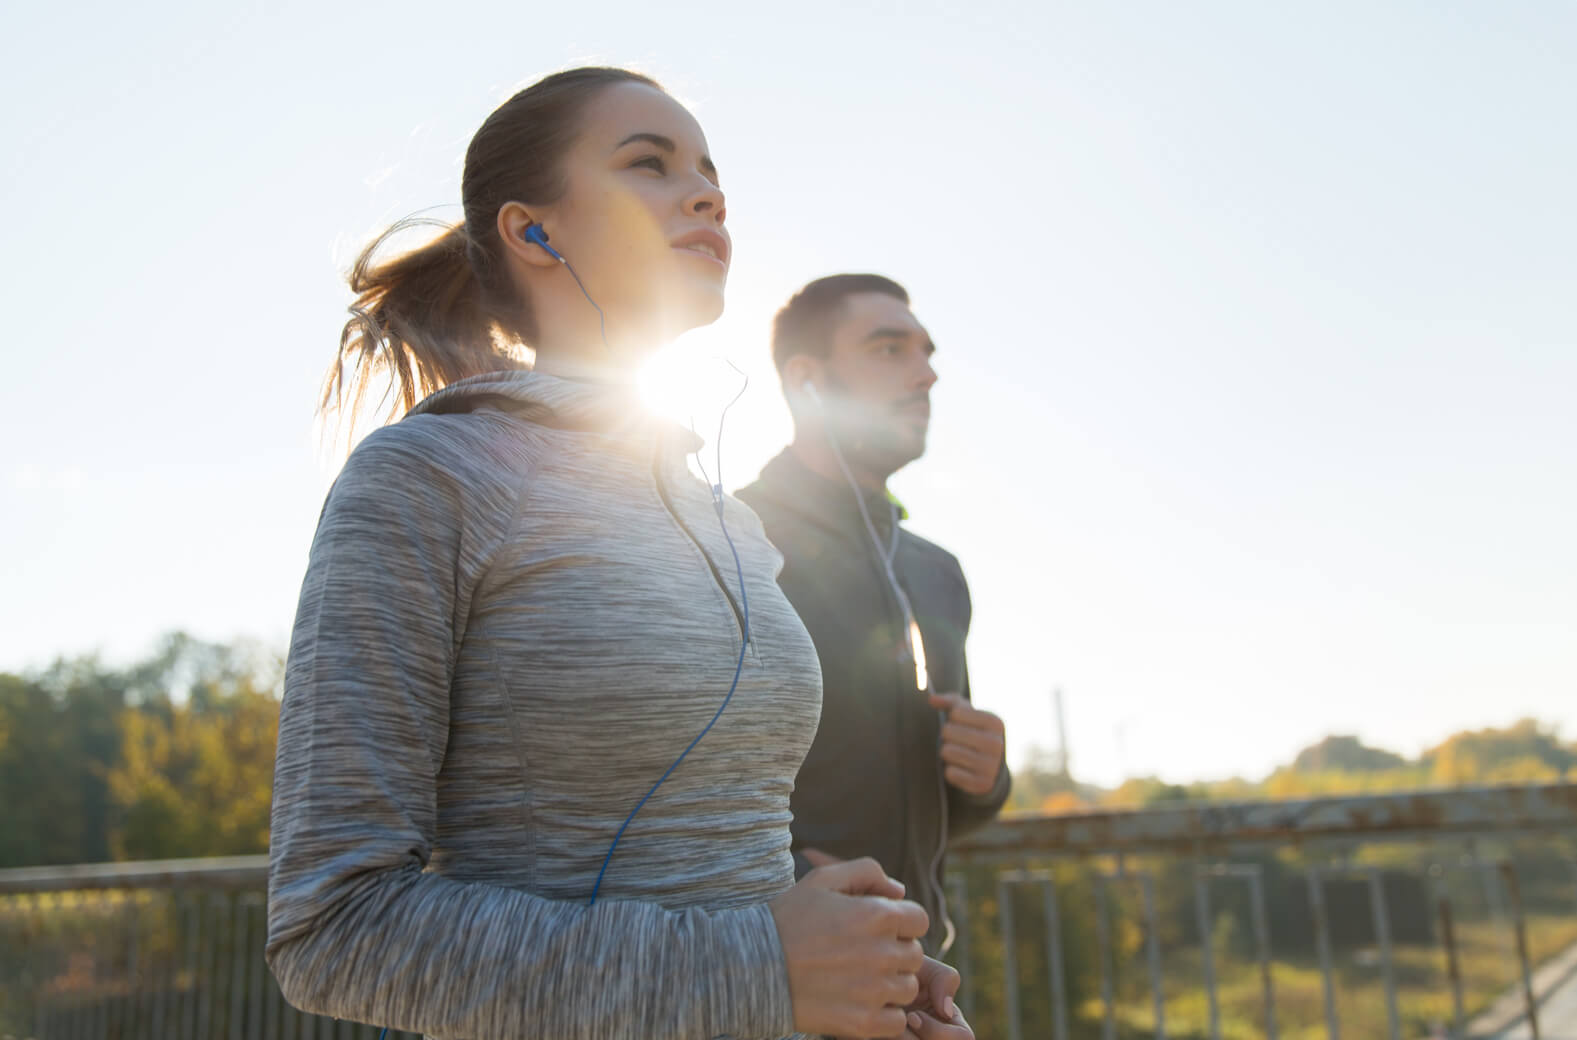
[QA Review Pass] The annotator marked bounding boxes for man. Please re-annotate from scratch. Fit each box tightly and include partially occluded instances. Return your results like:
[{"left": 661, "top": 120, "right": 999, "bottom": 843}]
[{"left": 738, "top": 274, "right": 1011, "bottom": 955}]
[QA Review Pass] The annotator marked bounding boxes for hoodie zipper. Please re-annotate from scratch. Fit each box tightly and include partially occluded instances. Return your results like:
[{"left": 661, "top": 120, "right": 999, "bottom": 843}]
[{"left": 651, "top": 456, "right": 750, "bottom": 648}]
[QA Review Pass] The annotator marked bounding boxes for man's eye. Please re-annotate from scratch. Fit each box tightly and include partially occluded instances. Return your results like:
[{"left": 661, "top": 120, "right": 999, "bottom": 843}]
[{"left": 632, "top": 155, "right": 666, "bottom": 174}]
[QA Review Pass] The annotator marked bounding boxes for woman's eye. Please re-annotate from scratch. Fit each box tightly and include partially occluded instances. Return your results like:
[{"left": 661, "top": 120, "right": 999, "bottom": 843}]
[{"left": 632, "top": 155, "right": 666, "bottom": 174}]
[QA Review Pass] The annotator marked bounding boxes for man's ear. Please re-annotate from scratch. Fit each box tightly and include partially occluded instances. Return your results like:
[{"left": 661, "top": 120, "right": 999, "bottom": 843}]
[
  {"left": 498, "top": 201, "right": 561, "bottom": 269},
  {"left": 782, "top": 355, "right": 823, "bottom": 400}
]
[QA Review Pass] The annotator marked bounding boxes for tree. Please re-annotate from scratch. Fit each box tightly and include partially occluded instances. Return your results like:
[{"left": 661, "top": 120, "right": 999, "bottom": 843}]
[
  {"left": 0, "top": 661, "right": 126, "bottom": 867},
  {"left": 106, "top": 634, "right": 281, "bottom": 860},
  {"left": 1424, "top": 718, "right": 1575, "bottom": 785},
  {"left": 0, "top": 633, "right": 281, "bottom": 868},
  {"left": 1290, "top": 734, "right": 1408, "bottom": 773}
]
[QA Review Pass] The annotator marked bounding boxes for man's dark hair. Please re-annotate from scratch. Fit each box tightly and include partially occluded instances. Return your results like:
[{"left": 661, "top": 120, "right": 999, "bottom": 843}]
[{"left": 771, "top": 274, "right": 909, "bottom": 372}]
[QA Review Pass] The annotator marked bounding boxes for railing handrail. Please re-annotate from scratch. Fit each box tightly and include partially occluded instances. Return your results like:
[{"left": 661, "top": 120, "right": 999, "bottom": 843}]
[
  {"left": 3, "top": 782, "right": 1574, "bottom": 893},
  {"left": 0, "top": 854, "right": 268, "bottom": 894},
  {"left": 956, "top": 781, "right": 1577, "bottom": 857}
]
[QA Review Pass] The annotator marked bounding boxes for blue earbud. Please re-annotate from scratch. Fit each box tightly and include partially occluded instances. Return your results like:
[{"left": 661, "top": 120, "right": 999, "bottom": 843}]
[
  {"left": 522, "top": 222, "right": 607, "bottom": 347},
  {"left": 523, "top": 222, "right": 565, "bottom": 263}
]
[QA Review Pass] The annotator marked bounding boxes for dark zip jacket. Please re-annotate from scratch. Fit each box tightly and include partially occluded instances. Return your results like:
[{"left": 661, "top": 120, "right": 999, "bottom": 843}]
[{"left": 738, "top": 449, "right": 1010, "bottom": 952}]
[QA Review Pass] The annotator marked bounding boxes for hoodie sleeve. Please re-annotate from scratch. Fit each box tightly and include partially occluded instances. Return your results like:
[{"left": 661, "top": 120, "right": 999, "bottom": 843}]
[{"left": 266, "top": 422, "right": 798, "bottom": 1040}]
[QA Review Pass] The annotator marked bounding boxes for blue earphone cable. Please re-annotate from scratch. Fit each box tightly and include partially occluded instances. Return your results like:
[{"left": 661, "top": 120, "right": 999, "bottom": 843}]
[
  {"left": 588, "top": 366, "right": 751, "bottom": 906},
  {"left": 561, "top": 259, "right": 607, "bottom": 349}
]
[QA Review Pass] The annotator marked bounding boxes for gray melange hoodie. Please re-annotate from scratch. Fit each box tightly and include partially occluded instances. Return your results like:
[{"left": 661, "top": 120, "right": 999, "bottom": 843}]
[{"left": 267, "top": 370, "right": 822, "bottom": 1040}]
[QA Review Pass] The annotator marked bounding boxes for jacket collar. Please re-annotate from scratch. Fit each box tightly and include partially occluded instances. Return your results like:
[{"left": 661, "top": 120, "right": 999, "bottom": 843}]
[{"left": 751, "top": 448, "right": 907, "bottom": 543}]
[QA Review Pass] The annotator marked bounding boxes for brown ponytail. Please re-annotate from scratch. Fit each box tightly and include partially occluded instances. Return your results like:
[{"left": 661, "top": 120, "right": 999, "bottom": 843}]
[
  {"left": 322, "top": 66, "right": 662, "bottom": 434},
  {"left": 324, "top": 218, "right": 516, "bottom": 430}
]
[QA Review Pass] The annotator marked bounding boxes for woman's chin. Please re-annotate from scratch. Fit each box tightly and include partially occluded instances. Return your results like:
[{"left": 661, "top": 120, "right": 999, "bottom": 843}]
[
  {"left": 673, "top": 280, "right": 727, "bottom": 332},
  {"left": 636, "top": 276, "right": 727, "bottom": 342}
]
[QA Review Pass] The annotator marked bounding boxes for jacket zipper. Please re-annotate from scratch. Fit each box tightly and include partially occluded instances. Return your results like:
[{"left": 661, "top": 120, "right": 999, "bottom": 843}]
[{"left": 651, "top": 457, "right": 750, "bottom": 647}]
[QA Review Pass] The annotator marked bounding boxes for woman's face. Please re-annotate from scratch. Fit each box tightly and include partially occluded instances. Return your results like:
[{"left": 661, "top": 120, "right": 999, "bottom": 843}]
[{"left": 533, "top": 82, "right": 729, "bottom": 348}]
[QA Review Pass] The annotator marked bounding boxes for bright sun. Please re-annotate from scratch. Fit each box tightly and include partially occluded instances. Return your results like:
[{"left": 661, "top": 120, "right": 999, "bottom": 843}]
[{"left": 637, "top": 340, "right": 751, "bottom": 429}]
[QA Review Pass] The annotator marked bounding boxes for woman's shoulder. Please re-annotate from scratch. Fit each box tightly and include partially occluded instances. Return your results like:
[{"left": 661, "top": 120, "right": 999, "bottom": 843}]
[{"left": 330, "top": 409, "right": 538, "bottom": 529}]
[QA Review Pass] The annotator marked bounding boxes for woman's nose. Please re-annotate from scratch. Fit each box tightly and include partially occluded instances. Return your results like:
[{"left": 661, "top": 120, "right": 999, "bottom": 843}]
[{"left": 686, "top": 179, "right": 726, "bottom": 225}]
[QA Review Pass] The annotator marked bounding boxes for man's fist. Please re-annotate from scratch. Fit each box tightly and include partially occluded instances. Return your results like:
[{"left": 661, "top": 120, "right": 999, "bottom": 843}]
[{"left": 928, "top": 692, "right": 1005, "bottom": 797}]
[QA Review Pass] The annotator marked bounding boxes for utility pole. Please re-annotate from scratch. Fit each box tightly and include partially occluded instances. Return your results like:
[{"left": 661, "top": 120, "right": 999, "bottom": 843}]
[{"left": 1053, "top": 686, "right": 1071, "bottom": 783}]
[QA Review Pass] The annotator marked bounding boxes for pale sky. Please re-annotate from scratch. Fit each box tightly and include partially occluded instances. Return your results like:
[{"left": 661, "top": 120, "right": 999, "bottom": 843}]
[{"left": 2, "top": 1, "right": 1572, "bottom": 788}]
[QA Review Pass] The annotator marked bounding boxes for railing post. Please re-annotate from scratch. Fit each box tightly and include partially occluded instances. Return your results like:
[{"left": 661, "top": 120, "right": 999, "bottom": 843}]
[
  {"left": 246, "top": 894, "right": 266, "bottom": 1040},
  {"left": 231, "top": 892, "right": 250, "bottom": 1040},
  {"left": 997, "top": 873, "right": 1022, "bottom": 1040},
  {"left": 155, "top": 892, "right": 175, "bottom": 1040},
  {"left": 1308, "top": 867, "right": 1340, "bottom": 1040},
  {"left": 948, "top": 872, "right": 973, "bottom": 1018},
  {"left": 1246, "top": 865, "right": 1279, "bottom": 1040},
  {"left": 1435, "top": 878, "right": 1466, "bottom": 1040},
  {"left": 1366, "top": 868, "right": 1401, "bottom": 1040},
  {"left": 1500, "top": 860, "right": 1542, "bottom": 1040},
  {"left": 1139, "top": 871, "right": 1166, "bottom": 1040},
  {"left": 1095, "top": 874, "right": 1116, "bottom": 1040},
  {"left": 1036, "top": 871, "right": 1071, "bottom": 1040},
  {"left": 1194, "top": 867, "right": 1221, "bottom": 1040}
]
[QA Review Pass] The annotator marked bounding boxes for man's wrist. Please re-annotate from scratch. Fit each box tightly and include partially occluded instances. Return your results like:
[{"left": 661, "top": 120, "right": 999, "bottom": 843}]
[{"left": 955, "top": 760, "right": 1010, "bottom": 804}]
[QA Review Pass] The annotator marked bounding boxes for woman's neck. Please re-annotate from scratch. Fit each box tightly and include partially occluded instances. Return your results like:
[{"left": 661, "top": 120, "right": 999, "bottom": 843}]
[
  {"left": 530, "top": 320, "right": 668, "bottom": 385},
  {"left": 532, "top": 350, "right": 631, "bottom": 384}
]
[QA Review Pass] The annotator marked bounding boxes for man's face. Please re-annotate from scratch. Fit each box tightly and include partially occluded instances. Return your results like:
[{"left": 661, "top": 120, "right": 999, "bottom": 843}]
[{"left": 821, "top": 292, "right": 939, "bottom": 476}]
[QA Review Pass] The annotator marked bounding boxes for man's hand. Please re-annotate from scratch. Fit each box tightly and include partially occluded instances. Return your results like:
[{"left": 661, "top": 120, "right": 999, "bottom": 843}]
[
  {"left": 901, "top": 1006, "right": 973, "bottom": 1040},
  {"left": 835, "top": 954, "right": 973, "bottom": 1040},
  {"left": 892, "top": 954, "right": 972, "bottom": 1038},
  {"left": 928, "top": 692, "right": 1005, "bottom": 797}
]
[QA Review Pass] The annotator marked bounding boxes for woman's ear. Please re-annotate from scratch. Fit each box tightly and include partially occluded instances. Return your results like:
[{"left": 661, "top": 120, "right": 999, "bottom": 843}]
[{"left": 498, "top": 201, "right": 562, "bottom": 269}]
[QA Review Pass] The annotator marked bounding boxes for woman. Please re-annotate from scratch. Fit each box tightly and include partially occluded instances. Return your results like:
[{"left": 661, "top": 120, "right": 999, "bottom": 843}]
[{"left": 266, "top": 67, "right": 971, "bottom": 1040}]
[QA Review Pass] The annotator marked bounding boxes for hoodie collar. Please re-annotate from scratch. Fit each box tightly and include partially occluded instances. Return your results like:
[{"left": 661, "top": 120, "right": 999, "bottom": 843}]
[{"left": 408, "top": 369, "right": 703, "bottom": 456}]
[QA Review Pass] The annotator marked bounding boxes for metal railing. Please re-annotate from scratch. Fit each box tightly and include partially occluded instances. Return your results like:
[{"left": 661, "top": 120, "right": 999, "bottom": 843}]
[
  {"left": 949, "top": 782, "right": 1577, "bottom": 1040},
  {"left": 0, "top": 857, "right": 407, "bottom": 1040},
  {"left": 3, "top": 783, "right": 1575, "bottom": 1040}
]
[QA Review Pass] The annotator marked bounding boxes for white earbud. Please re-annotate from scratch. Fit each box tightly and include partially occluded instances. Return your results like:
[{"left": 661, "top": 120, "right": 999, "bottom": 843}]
[{"left": 800, "top": 381, "right": 823, "bottom": 409}]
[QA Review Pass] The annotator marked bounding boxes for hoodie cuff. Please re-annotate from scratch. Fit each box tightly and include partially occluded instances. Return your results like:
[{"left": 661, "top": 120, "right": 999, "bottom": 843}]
[{"left": 705, "top": 903, "right": 799, "bottom": 1040}]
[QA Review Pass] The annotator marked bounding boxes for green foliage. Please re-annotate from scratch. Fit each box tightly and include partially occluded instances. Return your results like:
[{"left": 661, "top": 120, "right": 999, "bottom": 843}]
[
  {"left": 1424, "top": 718, "right": 1577, "bottom": 785},
  {"left": 0, "top": 662, "right": 126, "bottom": 866},
  {"left": 1011, "top": 720, "right": 1577, "bottom": 821},
  {"left": 0, "top": 633, "right": 280, "bottom": 868}
]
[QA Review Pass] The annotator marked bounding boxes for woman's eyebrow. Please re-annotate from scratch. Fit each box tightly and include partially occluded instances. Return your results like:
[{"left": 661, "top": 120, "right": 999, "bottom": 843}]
[
  {"left": 615, "top": 131, "right": 718, "bottom": 178},
  {"left": 616, "top": 131, "right": 675, "bottom": 152}
]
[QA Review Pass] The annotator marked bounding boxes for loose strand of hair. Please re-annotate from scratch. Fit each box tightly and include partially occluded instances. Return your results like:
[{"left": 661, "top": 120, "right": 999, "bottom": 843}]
[{"left": 321, "top": 217, "right": 512, "bottom": 448}]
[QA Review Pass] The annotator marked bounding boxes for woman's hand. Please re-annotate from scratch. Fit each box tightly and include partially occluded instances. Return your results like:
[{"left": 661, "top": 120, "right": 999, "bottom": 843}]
[
  {"left": 769, "top": 857, "right": 930, "bottom": 1039},
  {"left": 898, "top": 957, "right": 971, "bottom": 1040}
]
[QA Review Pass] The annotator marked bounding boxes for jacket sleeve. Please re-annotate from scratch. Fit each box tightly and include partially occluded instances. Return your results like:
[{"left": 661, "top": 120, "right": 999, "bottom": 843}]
[
  {"left": 944, "top": 577, "right": 1012, "bottom": 834},
  {"left": 265, "top": 426, "right": 797, "bottom": 1040}
]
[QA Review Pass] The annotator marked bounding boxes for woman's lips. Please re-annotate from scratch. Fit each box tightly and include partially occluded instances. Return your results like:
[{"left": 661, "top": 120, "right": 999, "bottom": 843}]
[{"left": 671, "top": 229, "right": 730, "bottom": 269}]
